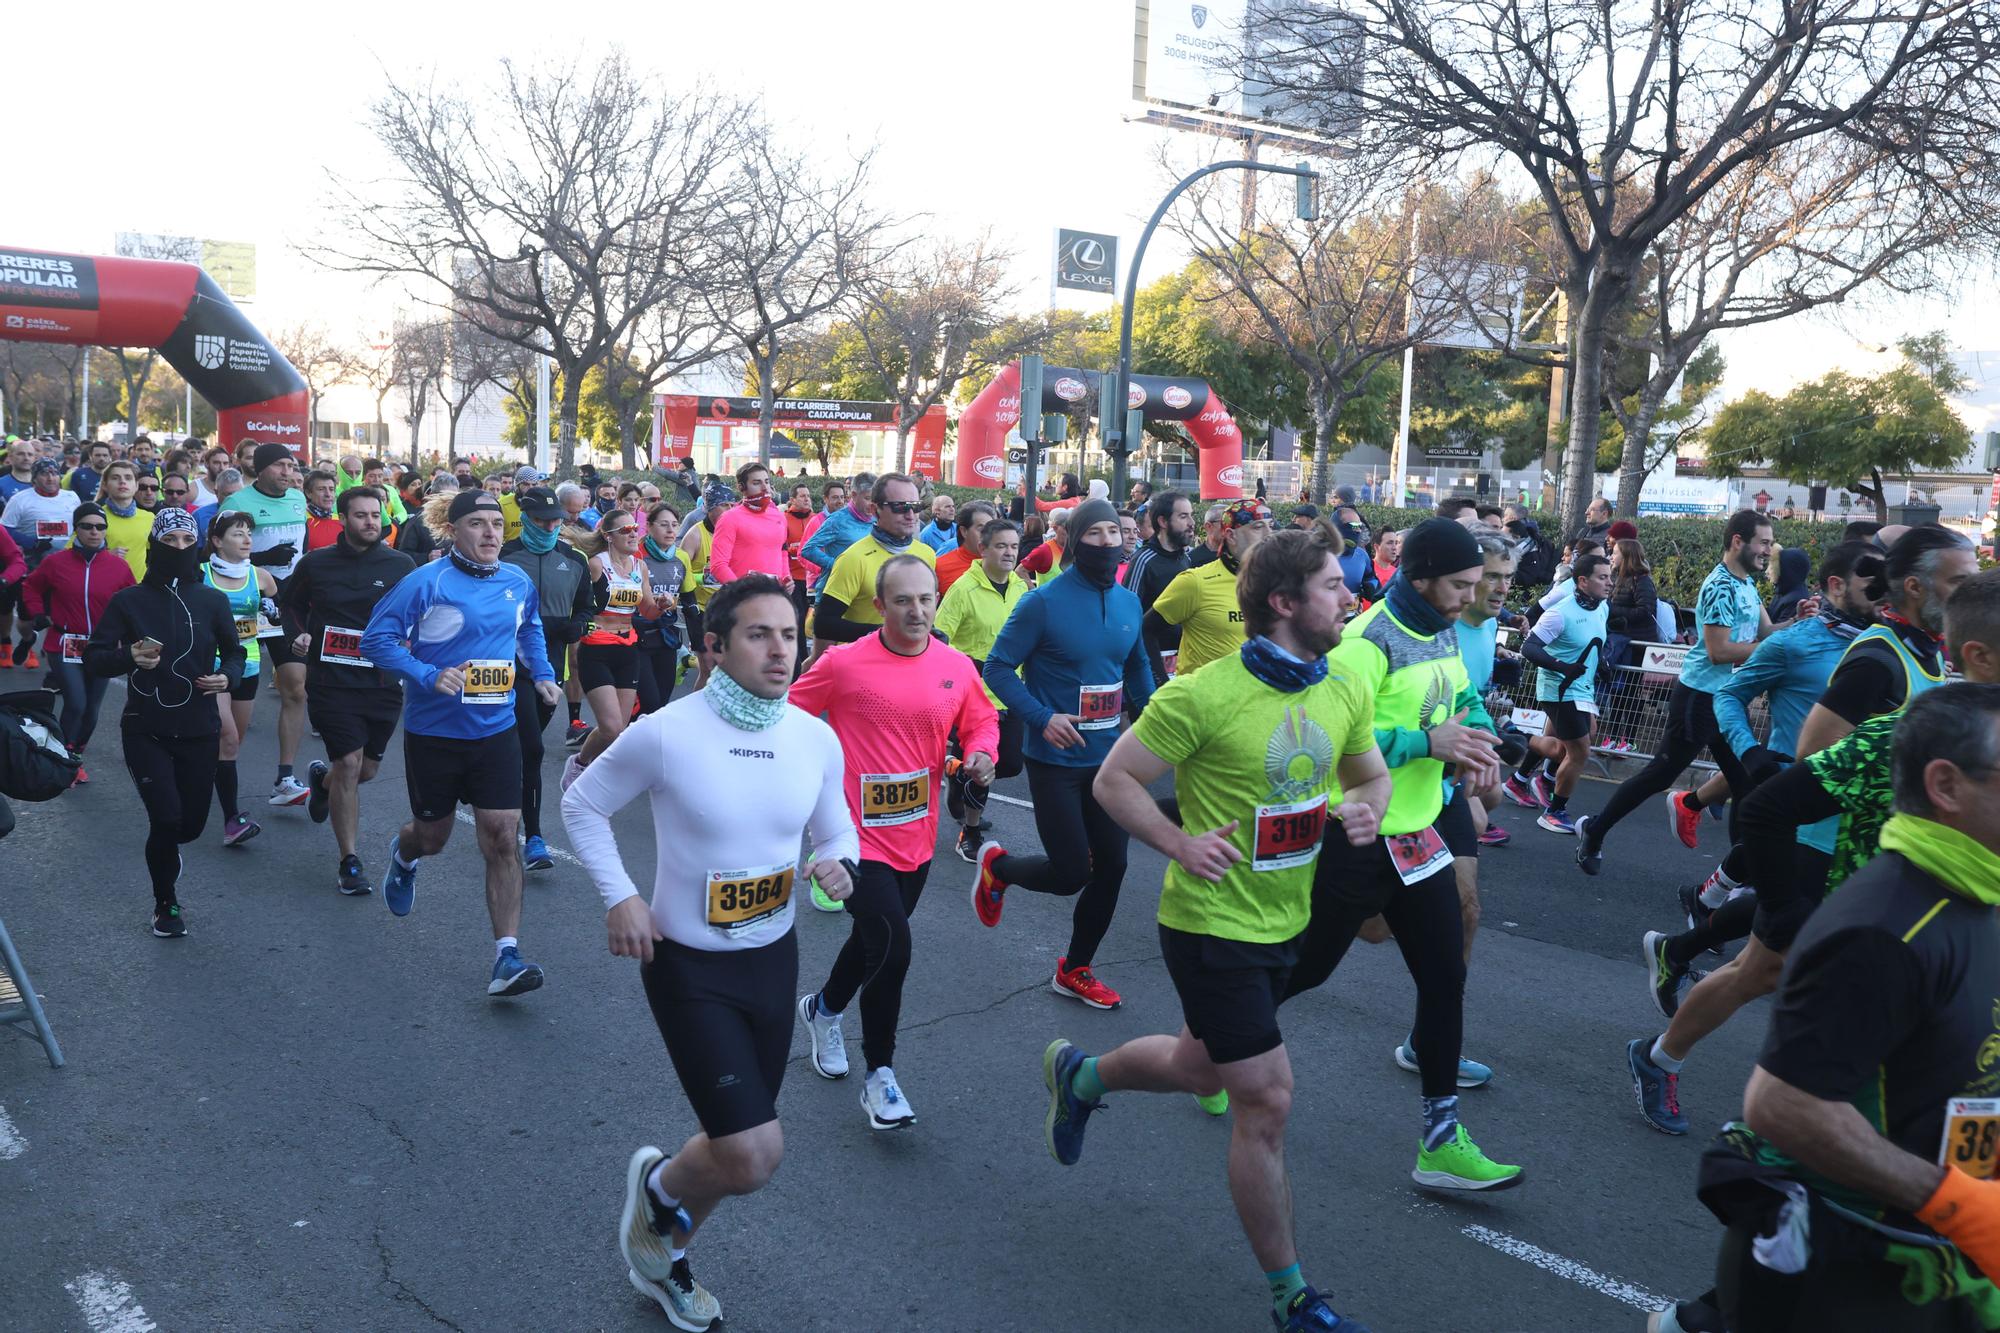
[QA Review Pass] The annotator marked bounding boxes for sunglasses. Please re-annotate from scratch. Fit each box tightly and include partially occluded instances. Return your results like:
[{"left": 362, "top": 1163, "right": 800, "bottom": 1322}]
[
  {"left": 138, "top": 483, "right": 160, "bottom": 492},
  {"left": 605, "top": 523, "right": 636, "bottom": 537},
  {"left": 880, "top": 500, "right": 921, "bottom": 516},
  {"left": 76, "top": 522, "right": 108, "bottom": 531}
]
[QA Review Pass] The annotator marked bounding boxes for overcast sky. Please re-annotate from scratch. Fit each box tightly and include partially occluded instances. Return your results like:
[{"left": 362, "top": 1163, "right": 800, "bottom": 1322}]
[{"left": 10, "top": 0, "right": 1995, "bottom": 411}]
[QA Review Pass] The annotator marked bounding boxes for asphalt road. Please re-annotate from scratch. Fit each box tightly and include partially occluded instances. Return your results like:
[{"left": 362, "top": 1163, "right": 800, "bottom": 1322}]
[{"left": 2, "top": 681, "right": 1757, "bottom": 1333}]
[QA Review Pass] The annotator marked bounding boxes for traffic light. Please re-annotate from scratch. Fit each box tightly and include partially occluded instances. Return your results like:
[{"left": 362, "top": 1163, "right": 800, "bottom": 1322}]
[
  {"left": 1296, "top": 163, "right": 1318, "bottom": 222},
  {"left": 1099, "top": 374, "right": 1125, "bottom": 456},
  {"left": 1018, "top": 356, "right": 1044, "bottom": 444},
  {"left": 1985, "top": 430, "right": 2000, "bottom": 471}
]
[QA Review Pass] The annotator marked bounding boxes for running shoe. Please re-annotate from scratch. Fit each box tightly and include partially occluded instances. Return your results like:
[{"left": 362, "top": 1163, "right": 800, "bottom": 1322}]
[
  {"left": 1275, "top": 1286, "right": 1373, "bottom": 1332},
  {"left": 1707, "top": 798, "right": 1728, "bottom": 822},
  {"left": 808, "top": 876, "right": 844, "bottom": 913},
  {"left": 523, "top": 835, "right": 554, "bottom": 871},
  {"left": 1626, "top": 1037, "right": 1689, "bottom": 1135},
  {"left": 954, "top": 824, "right": 982, "bottom": 864},
  {"left": 70, "top": 764, "right": 88, "bottom": 787},
  {"left": 306, "top": 760, "right": 331, "bottom": 824},
  {"left": 151, "top": 903, "right": 187, "bottom": 938},
  {"left": 1476, "top": 822, "right": 1510, "bottom": 848},
  {"left": 560, "top": 753, "right": 585, "bottom": 793},
  {"left": 1667, "top": 789, "right": 1702, "bottom": 849},
  {"left": 1536, "top": 808, "right": 1578, "bottom": 835},
  {"left": 221, "top": 815, "right": 261, "bottom": 847},
  {"left": 1393, "top": 1037, "right": 1493, "bottom": 1089},
  {"left": 1412, "top": 1124, "right": 1524, "bottom": 1191},
  {"left": 0, "top": 643, "right": 13, "bottom": 668},
  {"left": 337, "top": 855, "right": 373, "bottom": 897},
  {"left": 18, "top": 649, "right": 38, "bottom": 670},
  {"left": 383, "top": 835, "right": 418, "bottom": 917},
  {"left": 798, "top": 992, "right": 848, "bottom": 1079},
  {"left": 564, "top": 721, "right": 591, "bottom": 749},
  {"left": 1196, "top": 1090, "right": 1230, "bottom": 1116},
  {"left": 1574, "top": 814, "right": 1603, "bottom": 876},
  {"left": 1642, "top": 930, "right": 1692, "bottom": 1019},
  {"left": 1531, "top": 772, "right": 1557, "bottom": 808},
  {"left": 1041, "top": 1038, "right": 1101, "bottom": 1165},
  {"left": 628, "top": 1264, "right": 721, "bottom": 1333},
  {"left": 269, "top": 775, "right": 311, "bottom": 807},
  {"left": 1053, "top": 957, "right": 1120, "bottom": 1009},
  {"left": 970, "top": 842, "right": 1007, "bottom": 928},
  {"left": 861, "top": 1066, "right": 916, "bottom": 1129},
  {"left": 1677, "top": 882, "right": 1704, "bottom": 934},
  {"left": 1500, "top": 773, "right": 1542, "bottom": 809},
  {"left": 619, "top": 1145, "right": 693, "bottom": 1285},
  {"left": 488, "top": 945, "right": 544, "bottom": 997},
  {"left": 1603, "top": 737, "right": 1633, "bottom": 753}
]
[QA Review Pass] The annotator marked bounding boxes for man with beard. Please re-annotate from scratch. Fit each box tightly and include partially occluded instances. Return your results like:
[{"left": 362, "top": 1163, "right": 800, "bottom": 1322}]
[
  {"left": 1147, "top": 500, "right": 1273, "bottom": 677},
  {"left": 222, "top": 443, "right": 313, "bottom": 808},
  {"left": 1121, "top": 488, "right": 1194, "bottom": 681},
  {"left": 811, "top": 474, "right": 935, "bottom": 645}
]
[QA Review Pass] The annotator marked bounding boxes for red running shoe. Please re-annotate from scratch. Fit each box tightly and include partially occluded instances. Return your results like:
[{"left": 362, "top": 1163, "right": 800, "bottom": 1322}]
[
  {"left": 1667, "top": 789, "right": 1702, "bottom": 849},
  {"left": 1476, "top": 822, "right": 1510, "bottom": 848},
  {"left": 70, "top": 765, "right": 88, "bottom": 787},
  {"left": 1053, "top": 958, "right": 1121, "bottom": 1010},
  {"left": 970, "top": 842, "right": 1007, "bottom": 928}
]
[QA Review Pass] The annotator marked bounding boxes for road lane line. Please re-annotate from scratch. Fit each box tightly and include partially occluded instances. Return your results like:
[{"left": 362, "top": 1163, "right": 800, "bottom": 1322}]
[
  {"left": 453, "top": 809, "right": 583, "bottom": 867},
  {"left": 65, "top": 1273, "right": 156, "bottom": 1332},
  {"left": 0, "top": 1102, "right": 24, "bottom": 1159},
  {"left": 1460, "top": 1223, "right": 1669, "bottom": 1312},
  {"left": 986, "top": 792, "right": 1033, "bottom": 809}
]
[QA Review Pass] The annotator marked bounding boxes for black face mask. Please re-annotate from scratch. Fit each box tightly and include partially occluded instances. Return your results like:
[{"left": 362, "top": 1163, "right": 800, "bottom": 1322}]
[
  {"left": 144, "top": 538, "right": 202, "bottom": 587},
  {"left": 1070, "top": 541, "right": 1121, "bottom": 589}
]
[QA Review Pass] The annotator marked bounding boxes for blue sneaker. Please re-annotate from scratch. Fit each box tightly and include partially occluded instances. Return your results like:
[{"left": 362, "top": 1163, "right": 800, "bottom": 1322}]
[
  {"left": 383, "top": 836, "right": 418, "bottom": 916},
  {"left": 1275, "top": 1286, "right": 1372, "bottom": 1331},
  {"left": 1041, "top": 1038, "right": 1101, "bottom": 1166},
  {"left": 523, "top": 835, "right": 554, "bottom": 871},
  {"left": 488, "top": 945, "right": 545, "bottom": 998},
  {"left": 1393, "top": 1037, "right": 1492, "bottom": 1089},
  {"left": 1536, "top": 807, "right": 1579, "bottom": 835},
  {"left": 1626, "top": 1037, "right": 1688, "bottom": 1135}
]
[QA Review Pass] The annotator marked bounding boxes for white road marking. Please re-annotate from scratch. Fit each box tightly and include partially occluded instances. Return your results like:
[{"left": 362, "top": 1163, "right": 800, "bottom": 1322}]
[
  {"left": 65, "top": 1273, "right": 157, "bottom": 1333},
  {"left": 0, "top": 1102, "right": 24, "bottom": 1159},
  {"left": 452, "top": 809, "right": 583, "bottom": 867},
  {"left": 985, "top": 792, "right": 1034, "bottom": 810},
  {"left": 1460, "top": 1224, "right": 1669, "bottom": 1312}
]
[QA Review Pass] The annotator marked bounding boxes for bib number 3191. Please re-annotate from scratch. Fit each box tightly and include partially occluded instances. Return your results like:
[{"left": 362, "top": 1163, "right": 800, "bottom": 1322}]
[{"left": 1253, "top": 794, "right": 1327, "bottom": 872}]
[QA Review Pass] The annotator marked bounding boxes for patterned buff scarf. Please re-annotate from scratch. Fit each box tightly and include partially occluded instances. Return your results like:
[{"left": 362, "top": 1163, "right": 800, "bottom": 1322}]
[
  {"left": 705, "top": 664, "right": 789, "bottom": 731},
  {"left": 1240, "top": 635, "right": 1328, "bottom": 693}
]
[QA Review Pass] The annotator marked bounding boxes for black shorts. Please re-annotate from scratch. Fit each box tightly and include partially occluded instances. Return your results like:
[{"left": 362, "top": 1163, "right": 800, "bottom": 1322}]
[
  {"left": 1159, "top": 924, "right": 1299, "bottom": 1066},
  {"left": 263, "top": 625, "right": 305, "bottom": 669},
  {"left": 1436, "top": 783, "right": 1478, "bottom": 859},
  {"left": 1751, "top": 845, "right": 1834, "bottom": 952},
  {"left": 0, "top": 583, "right": 20, "bottom": 616},
  {"left": 228, "top": 669, "right": 262, "bottom": 702},
  {"left": 577, "top": 640, "right": 639, "bottom": 692},
  {"left": 643, "top": 929, "right": 798, "bottom": 1139},
  {"left": 404, "top": 729, "right": 522, "bottom": 820},
  {"left": 312, "top": 686, "right": 402, "bottom": 763},
  {"left": 1542, "top": 698, "right": 1595, "bottom": 741},
  {"left": 683, "top": 604, "right": 707, "bottom": 654}
]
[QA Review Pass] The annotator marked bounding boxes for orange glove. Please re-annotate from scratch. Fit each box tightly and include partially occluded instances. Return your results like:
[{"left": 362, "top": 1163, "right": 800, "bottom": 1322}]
[{"left": 1918, "top": 1165, "right": 2000, "bottom": 1277}]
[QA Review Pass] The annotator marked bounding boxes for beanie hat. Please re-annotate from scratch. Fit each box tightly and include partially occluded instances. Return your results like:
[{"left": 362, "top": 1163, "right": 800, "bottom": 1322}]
[
  {"left": 1400, "top": 517, "right": 1484, "bottom": 580},
  {"left": 251, "top": 442, "right": 294, "bottom": 475},
  {"left": 1607, "top": 520, "right": 1639, "bottom": 542}
]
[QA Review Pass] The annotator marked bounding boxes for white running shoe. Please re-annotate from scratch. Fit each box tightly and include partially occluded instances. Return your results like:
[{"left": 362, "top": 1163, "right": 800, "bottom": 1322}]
[
  {"left": 268, "top": 775, "right": 311, "bottom": 807},
  {"left": 798, "top": 992, "right": 848, "bottom": 1079},
  {"left": 618, "top": 1145, "right": 684, "bottom": 1284},
  {"left": 560, "top": 753, "right": 585, "bottom": 793},
  {"left": 861, "top": 1066, "right": 916, "bottom": 1130},
  {"left": 628, "top": 1265, "right": 721, "bottom": 1332}
]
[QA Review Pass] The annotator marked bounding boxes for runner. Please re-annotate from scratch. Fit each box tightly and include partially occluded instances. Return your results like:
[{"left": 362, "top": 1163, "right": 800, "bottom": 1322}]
[
  {"left": 933, "top": 515, "right": 1027, "bottom": 862},
  {"left": 202, "top": 511, "right": 280, "bottom": 848},
  {"left": 675, "top": 483, "right": 734, "bottom": 690},
  {"left": 1037, "top": 528, "right": 1388, "bottom": 1333},
  {"left": 561, "top": 573, "right": 857, "bottom": 1332},
  {"left": 84, "top": 508, "right": 246, "bottom": 938},
  {"left": 971, "top": 498, "right": 1155, "bottom": 1010},
  {"left": 96, "top": 461, "right": 151, "bottom": 579},
  {"left": 1121, "top": 488, "right": 1194, "bottom": 681},
  {"left": 799, "top": 472, "right": 875, "bottom": 596},
  {"left": 1514, "top": 551, "right": 1612, "bottom": 835},
  {"left": 562, "top": 509, "right": 660, "bottom": 789},
  {"left": 1146, "top": 499, "right": 1272, "bottom": 676},
  {"left": 358, "top": 489, "right": 562, "bottom": 998},
  {"left": 22, "top": 502, "right": 133, "bottom": 780},
  {"left": 811, "top": 473, "right": 936, "bottom": 645},
  {"left": 221, "top": 443, "right": 312, "bottom": 810},
  {"left": 932, "top": 500, "right": 996, "bottom": 596},
  {"left": 1455, "top": 534, "right": 1518, "bottom": 849},
  {"left": 793, "top": 554, "right": 998, "bottom": 1128},
  {"left": 1575, "top": 510, "right": 1772, "bottom": 874},
  {"left": 284, "top": 486, "right": 418, "bottom": 896},
  {"left": 303, "top": 470, "right": 341, "bottom": 551},
  {"left": 634, "top": 503, "right": 691, "bottom": 717},
  {"left": 706, "top": 462, "right": 790, "bottom": 588}
]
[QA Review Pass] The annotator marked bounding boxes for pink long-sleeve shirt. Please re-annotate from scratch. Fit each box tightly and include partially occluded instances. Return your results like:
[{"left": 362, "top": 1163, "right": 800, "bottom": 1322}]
[{"left": 706, "top": 498, "right": 790, "bottom": 584}]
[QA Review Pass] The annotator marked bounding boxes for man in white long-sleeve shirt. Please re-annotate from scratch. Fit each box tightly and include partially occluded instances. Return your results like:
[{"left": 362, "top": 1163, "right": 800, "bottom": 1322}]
[{"left": 561, "top": 572, "right": 858, "bottom": 1331}]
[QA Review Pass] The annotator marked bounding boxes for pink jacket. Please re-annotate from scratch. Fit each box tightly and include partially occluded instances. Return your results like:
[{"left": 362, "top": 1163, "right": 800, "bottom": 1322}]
[{"left": 707, "top": 498, "right": 790, "bottom": 584}]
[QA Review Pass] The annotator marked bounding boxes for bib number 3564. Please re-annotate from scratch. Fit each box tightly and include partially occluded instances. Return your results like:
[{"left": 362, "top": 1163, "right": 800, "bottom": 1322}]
[{"left": 706, "top": 862, "right": 794, "bottom": 935}]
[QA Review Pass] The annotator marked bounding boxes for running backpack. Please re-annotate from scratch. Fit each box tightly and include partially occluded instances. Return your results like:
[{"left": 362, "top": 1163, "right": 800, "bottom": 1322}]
[{"left": 0, "top": 689, "right": 81, "bottom": 801}]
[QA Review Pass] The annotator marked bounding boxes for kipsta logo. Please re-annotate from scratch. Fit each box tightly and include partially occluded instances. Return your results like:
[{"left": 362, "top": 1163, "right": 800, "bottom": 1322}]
[
  {"left": 1069, "top": 238, "right": 1107, "bottom": 273},
  {"left": 193, "top": 335, "right": 226, "bottom": 370},
  {"left": 1192, "top": 4, "right": 1208, "bottom": 28}
]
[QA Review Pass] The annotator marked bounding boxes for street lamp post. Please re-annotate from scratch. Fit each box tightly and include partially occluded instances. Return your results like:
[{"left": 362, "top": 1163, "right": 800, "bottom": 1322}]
[{"left": 1106, "top": 159, "right": 1318, "bottom": 503}]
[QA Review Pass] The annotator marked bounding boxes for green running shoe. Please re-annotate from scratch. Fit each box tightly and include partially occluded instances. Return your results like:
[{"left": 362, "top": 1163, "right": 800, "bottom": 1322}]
[
  {"left": 809, "top": 875, "right": 844, "bottom": 913},
  {"left": 1196, "top": 1090, "right": 1230, "bottom": 1116},
  {"left": 1412, "top": 1124, "right": 1524, "bottom": 1192}
]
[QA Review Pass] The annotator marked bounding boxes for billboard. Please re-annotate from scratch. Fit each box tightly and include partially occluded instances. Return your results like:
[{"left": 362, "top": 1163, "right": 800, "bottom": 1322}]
[
  {"left": 1053, "top": 229, "right": 1118, "bottom": 296},
  {"left": 1135, "top": 1, "right": 1362, "bottom": 137}
]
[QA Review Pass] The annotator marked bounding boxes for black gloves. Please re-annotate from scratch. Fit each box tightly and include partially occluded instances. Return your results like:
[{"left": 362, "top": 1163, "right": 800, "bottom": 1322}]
[
  {"left": 1740, "top": 745, "right": 1791, "bottom": 788},
  {"left": 250, "top": 543, "right": 297, "bottom": 568}
]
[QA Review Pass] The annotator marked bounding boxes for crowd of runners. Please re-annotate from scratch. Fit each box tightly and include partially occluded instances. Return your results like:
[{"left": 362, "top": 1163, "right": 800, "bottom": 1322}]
[{"left": 16, "top": 424, "right": 2000, "bottom": 1332}]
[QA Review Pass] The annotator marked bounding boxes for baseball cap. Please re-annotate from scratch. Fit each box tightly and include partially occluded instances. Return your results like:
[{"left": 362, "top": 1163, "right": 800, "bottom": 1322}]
[{"left": 515, "top": 486, "right": 561, "bottom": 521}]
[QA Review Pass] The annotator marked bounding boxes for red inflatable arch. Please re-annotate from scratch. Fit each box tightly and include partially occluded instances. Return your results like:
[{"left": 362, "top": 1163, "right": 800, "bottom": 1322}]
[
  {"left": 954, "top": 361, "right": 1243, "bottom": 499},
  {"left": 0, "top": 246, "right": 308, "bottom": 455}
]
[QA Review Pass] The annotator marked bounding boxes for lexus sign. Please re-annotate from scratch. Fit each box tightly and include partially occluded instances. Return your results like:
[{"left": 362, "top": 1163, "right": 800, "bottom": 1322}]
[{"left": 1054, "top": 228, "right": 1118, "bottom": 296}]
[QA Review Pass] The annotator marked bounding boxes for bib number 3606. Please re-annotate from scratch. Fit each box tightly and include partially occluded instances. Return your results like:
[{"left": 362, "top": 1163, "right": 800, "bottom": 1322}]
[{"left": 462, "top": 659, "right": 515, "bottom": 704}]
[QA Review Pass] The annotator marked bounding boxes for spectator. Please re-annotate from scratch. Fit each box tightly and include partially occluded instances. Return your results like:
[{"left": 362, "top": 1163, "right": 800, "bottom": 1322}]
[
  {"left": 1019, "top": 507, "right": 1068, "bottom": 580},
  {"left": 919, "top": 493, "right": 959, "bottom": 552},
  {"left": 1576, "top": 495, "right": 1613, "bottom": 545},
  {"left": 1290, "top": 502, "right": 1320, "bottom": 531},
  {"left": 1372, "top": 528, "right": 1401, "bottom": 588},
  {"left": 1768, "top": 545, "right": 1813, "bottom": 623}
]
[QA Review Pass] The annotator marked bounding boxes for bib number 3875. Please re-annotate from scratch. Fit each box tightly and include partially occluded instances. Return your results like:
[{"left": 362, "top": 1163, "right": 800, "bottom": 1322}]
[
  {"left": 706, "top": 862, "right": 794, "bottom": 935},
  {"left": 861, "top": 769, "right": 930, "bottom": 827}
]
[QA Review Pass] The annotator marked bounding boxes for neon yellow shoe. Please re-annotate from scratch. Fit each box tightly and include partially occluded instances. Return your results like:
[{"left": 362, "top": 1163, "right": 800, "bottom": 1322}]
[
  {"left": 1195, "top": 1090, "right": 1229, "bottom": 1116},
  {"left": 1412, "top": 1124, "right": 1524, "bottom": 1191},
  {"left": 809, "top": 876, "right": 843, "bottom": 913}
]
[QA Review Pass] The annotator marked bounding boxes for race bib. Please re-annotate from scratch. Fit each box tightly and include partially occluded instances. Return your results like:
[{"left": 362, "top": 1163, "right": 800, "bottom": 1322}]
[
  {"left": 256, "top": 615, "right": 283, "bottom": 640},
  {"left": 1253, "top": 793, "right": 1328, "bottom": 872},
  {"left": 1385, "top": 826, "right": 1453, "bottom": 886},
  {"left": 1077, "top": 683, "right": 1123, "bottom": 731},
  {"left": 319, "top": 625, "right": 373, "bottom": 668},
  {"left": 1941, "top": 1098, "right": 2000, "bottom": 1180},
  {"left": 234, "top": 615, "right": 259, "bottom": 643},
  {"left": 60, "top": 633, "right": 85, "bottom": 665},
  {"left": 1160, "top": 649, "right": 1178, "bottom": 679},
  {"left": 706, "top": 860, "right": 794, "bottom": 935},
  {"left": 608, "top": 583, "right": 642, "bottom": 610},
  {"left": 861, "top": 768, "right": 930, "bottom": 827},
  {"left": 35, "top": 520, "right": 68, "bottom": 540},
  {"left": 462, "top": 659, "right": 515, "bottom": 704}
]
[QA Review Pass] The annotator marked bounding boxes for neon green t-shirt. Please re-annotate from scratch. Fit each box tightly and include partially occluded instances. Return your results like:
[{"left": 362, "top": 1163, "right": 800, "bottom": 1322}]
[
  {"left": 1151, "top": 559, "right": 1246, "bottom": 676},
  {"left": 1332, "top": 600, "right": 1481, "bottom": 836},
  {"left": 1135, "top": 652, "right": 1376, "bottom": 944},
  {"left": 820, "top": 535, "right": 937, "bottom": 628}
]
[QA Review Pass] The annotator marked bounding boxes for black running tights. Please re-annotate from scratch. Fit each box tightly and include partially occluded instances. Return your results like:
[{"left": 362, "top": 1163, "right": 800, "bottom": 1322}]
[
  {"left": 991, "top": 758, "right": 1129, "bottom": 968},
  {"left": 820, "top": 860, "right": 932, "bottom": 1072},
  {"left": 122, "top": 727, "right": 218, "bottom": 907},
  {"left": 514, "top": 683, "right": 557, "bottom": 838}
]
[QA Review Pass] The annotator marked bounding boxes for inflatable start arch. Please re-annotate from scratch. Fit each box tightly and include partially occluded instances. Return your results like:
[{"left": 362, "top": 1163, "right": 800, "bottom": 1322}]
[
  {"left": 0, "top": 246, "right": 308, "bottom": 454},
  {"left": 954, "top": 361, "right": 1244, "bottom": 500}
]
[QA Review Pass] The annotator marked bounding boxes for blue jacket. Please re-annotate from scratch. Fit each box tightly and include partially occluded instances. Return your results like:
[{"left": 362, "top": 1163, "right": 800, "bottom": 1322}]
[
  {"left": 801, "top": 505, "right": 874, "bottom": 593},
  {"left": 1715, "top": 612, "right": 1860, "bottom": 856},
  {"left": 983, "top": 574, "right": 1154, "bottom": 768},
  {"left": 360, "top": 559, "right": 555, "bottom": 740},
  {"left": 919, "top": 519, "right": 959, "bottom": 554}
]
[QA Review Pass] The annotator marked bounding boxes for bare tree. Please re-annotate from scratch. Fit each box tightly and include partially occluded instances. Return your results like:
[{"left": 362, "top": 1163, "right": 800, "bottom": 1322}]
[
  {"left": 597, "top": 291, "right": 736, "bottom": 469},
  {"left": 274, "top": 322, "right": 359, "bottom": 453},
  {"left": 110, "top": 348, "right": 158, "bottom": 449},
  {"left": 1253, "top": 0, "right": 2000, "bottom": 531},
  {"left": 434, "top": 318, "right": 516, "bottom": 464},
  {"left": 702, "top": 132, "right": 896, "bottom": 463},
  {"left": 320, "top": 52, "right": 750, "bottom": 475},
  {"left": 392, "top": 317, "right": 450, "bottom": 468},
  {"left": 349, "top": 334, "right": 400, "bottom": 458},
  {"left": 848, "top": 233, "right": 1052, "bottom": 472}
]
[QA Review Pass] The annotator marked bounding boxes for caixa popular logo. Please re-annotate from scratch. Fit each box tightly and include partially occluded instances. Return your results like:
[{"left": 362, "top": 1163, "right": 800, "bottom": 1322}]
[
  {"left": 1052, "top": 377, "right": 1086, "bottom": 402},
  {"left": 193, "top": 334, "right": 226, "bottom": 370},
  {"left": 973, "top": 455, "right": 1005, "bottom": 481},
  {"left": 1127, "top": 383, "right": 1147, "bottom": 408},
  {"left": 1162, "top": 385, "right": 1192, "bottom": 410},
  {"left": 1218, "top": 464, "right": 1244, "bottom": 488}
]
